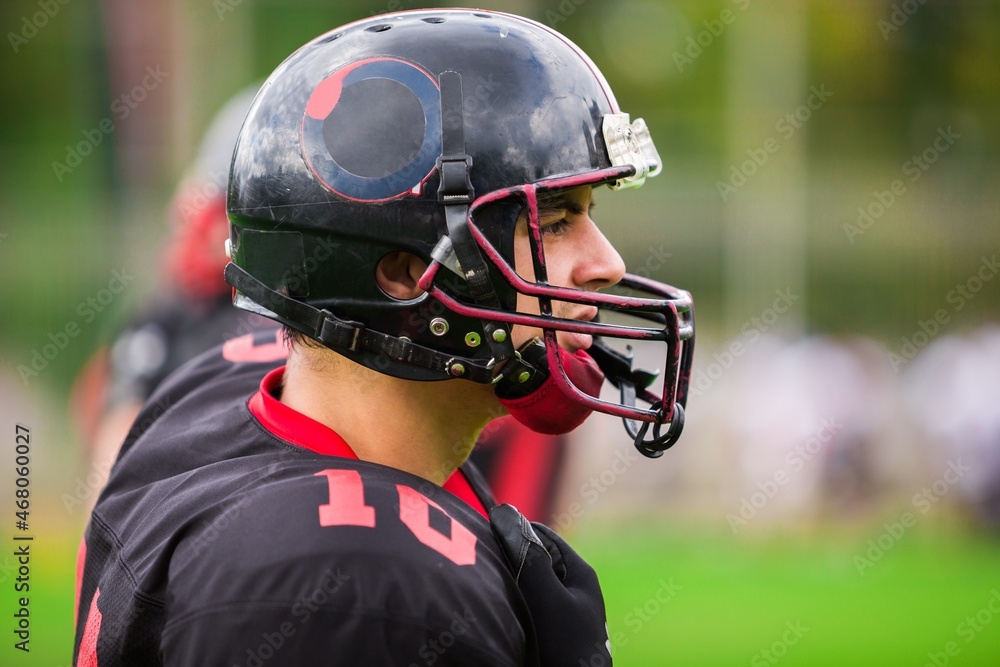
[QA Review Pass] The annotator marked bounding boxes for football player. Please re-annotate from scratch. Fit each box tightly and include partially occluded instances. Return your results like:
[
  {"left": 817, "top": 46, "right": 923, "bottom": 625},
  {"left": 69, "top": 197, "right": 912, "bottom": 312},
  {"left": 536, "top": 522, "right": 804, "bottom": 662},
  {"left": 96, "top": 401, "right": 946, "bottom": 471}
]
[
  {"left": 73, "top": 85, "right": 575, "bottom": 527},
  {"left": 75, "top": 9, "right": 693, "bottom": 666}
]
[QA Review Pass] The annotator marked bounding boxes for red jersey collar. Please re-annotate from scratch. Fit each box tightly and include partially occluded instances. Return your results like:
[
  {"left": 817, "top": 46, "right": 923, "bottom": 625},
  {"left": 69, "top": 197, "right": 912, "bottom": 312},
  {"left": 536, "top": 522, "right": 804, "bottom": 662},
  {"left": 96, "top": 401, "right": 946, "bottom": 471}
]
[
  {"left": 249, "top": 367, "right": 357, "bottom": 458},
  {"left": 249, "top": 367, "right": 487, "bottom": 518}
]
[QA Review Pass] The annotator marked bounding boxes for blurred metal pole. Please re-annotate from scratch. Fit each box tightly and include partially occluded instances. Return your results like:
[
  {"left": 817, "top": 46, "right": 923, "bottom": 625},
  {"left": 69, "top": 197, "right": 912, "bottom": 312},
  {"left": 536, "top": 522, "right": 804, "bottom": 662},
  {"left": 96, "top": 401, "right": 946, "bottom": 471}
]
[
  {"left": 722, "top": 2, "right": 808, "bottom": 337},
  {"left": 68, "top": 0, "right": 114, "bottom": 257}
]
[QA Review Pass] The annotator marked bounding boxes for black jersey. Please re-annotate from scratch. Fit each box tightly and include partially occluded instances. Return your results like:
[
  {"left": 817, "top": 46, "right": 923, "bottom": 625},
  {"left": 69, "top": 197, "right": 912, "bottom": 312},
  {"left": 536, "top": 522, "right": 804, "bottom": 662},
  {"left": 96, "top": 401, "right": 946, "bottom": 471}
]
[{"left": 74, "top": 329, "right": 536, "bottom": 666}]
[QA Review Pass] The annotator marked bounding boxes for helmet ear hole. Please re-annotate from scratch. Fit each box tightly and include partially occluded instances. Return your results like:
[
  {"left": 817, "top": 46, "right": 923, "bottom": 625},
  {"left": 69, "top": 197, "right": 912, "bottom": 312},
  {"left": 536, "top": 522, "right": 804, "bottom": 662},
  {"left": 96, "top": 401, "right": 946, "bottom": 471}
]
[{"left": 376, "top": 251, "right": 429, "bottom": 302}]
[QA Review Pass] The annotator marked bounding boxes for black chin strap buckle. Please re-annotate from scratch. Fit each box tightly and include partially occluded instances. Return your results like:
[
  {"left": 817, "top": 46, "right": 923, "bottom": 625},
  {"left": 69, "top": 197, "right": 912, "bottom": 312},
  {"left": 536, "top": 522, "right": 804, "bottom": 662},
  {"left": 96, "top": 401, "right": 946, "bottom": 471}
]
[
  {"left": 493, "top": 338, "right": 548, "bottom": 399},
  {"left": 436, "top": 154, "right": 474, "bottom": 204}
]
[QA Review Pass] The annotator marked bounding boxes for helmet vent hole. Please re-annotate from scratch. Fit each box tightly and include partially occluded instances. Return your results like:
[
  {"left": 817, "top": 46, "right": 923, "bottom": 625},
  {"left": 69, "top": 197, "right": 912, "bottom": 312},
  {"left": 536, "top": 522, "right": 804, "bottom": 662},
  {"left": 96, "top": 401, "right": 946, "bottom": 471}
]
[
  {"left": 366, "top": 24, "right": 392, "bottom": 33},
  {"left": 422, "top": 17, "right": 446, "bottom": 24},
  {"left": 473, "top": 13, "right": 492, "bottom": 19},
  {"left": 318, "top": 33, "right": 342, "bottom": 44}
]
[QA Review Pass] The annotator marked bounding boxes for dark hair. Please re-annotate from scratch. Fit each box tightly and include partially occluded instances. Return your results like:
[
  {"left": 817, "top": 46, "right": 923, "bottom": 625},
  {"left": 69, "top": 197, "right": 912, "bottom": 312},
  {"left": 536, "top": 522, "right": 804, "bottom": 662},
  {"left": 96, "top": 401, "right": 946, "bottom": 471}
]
[{"left": 280, "top": 325, "right": 325, "bottom": 350}]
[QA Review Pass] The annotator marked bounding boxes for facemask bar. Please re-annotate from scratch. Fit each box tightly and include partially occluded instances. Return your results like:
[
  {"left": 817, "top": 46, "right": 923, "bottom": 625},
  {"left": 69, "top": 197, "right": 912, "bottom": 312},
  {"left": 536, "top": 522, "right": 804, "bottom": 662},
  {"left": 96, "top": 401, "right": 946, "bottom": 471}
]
[{"left": 418, "top": 167, "right": 694, "bottom": 452}]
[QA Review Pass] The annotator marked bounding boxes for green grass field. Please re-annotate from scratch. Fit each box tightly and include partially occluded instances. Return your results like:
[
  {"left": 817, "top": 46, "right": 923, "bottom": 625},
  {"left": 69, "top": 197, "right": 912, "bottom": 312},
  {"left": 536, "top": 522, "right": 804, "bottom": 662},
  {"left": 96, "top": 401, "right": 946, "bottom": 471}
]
[
  {"left": 3, "top": 519, "right": 999, "bottom": 666},
  {"left": 575, "top": 520, "right": 1000, "bottom": 666}
]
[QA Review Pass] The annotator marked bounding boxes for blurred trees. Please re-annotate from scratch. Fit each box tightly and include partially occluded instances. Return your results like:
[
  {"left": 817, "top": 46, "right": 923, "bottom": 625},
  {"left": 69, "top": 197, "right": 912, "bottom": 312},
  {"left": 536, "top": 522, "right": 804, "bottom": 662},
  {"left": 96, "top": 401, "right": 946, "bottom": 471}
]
[{"left": 1, "top": 0, "right": 998, "bottom": 390}]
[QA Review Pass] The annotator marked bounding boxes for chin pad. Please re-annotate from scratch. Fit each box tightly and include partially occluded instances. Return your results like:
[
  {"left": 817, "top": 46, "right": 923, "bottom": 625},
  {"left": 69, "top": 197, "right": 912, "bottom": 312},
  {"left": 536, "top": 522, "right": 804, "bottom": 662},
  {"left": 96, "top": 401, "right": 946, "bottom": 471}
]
[{"left": 499, "top": 347, "right": 605, "bottom": 435}]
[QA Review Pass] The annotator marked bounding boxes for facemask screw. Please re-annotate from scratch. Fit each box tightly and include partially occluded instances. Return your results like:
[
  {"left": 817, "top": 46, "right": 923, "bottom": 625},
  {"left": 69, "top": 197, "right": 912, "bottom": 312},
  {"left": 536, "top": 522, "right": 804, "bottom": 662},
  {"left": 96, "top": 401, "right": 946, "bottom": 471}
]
[
  {"left": 430, "top": 318, "right": 449, "bottom": 336},
  {"left": 492, "top": 329, "right": 507, "bottom": 343},
  {"left": 449, "top": 363, "right": 466, "bottom": 377},
  {"left": 465, "top": 332, "right": 481, "bottom": 347}
]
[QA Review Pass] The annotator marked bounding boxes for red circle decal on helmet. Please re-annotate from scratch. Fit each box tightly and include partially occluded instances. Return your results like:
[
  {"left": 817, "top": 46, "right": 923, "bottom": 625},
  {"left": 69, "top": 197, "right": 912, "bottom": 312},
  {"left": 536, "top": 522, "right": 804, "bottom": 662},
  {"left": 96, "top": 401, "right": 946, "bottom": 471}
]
[{"left": 301, "top": 57, "right": 442, "bottom": 202}]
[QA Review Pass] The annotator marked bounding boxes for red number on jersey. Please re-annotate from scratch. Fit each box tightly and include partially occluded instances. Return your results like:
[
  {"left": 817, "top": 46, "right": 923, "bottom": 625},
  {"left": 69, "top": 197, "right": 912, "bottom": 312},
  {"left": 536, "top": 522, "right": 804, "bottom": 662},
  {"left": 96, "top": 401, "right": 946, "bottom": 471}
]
[
  {"left": 397, "top": 485, "right": 477, "bottom": 566},
  {"left": 313, "top": 469, "right": 477, "bottom": 566},
  {"left": 315, "top": 470, "right": 376, "bottom": 528},
  {"left": 222, "top": 330, "right": 289, "bottom": 363}
]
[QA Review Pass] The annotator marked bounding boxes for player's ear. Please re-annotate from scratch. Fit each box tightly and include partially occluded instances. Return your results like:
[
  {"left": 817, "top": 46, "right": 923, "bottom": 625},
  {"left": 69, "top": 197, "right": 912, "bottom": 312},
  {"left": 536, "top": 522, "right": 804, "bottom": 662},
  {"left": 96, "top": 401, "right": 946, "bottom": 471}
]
[{"left": 376, "top": 251, "right": 428, "bottom": 301}]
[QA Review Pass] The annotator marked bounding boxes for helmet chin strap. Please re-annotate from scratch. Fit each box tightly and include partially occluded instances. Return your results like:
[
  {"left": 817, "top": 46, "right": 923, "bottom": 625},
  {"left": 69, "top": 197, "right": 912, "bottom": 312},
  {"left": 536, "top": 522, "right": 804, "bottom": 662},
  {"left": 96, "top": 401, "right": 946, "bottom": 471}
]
[
  {"left": 436, "top": 70, "right": 515, "bottom": 367},
  {"left": 224, "top": 262, "right": 496, "bottom": 383}
]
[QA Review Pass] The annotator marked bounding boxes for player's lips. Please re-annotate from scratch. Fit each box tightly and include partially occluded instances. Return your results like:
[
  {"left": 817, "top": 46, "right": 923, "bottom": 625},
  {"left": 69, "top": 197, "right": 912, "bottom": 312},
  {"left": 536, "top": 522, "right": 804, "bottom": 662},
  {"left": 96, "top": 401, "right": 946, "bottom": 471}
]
[{"left": 557, "top": 307, "right": 599, "bottom": 351}]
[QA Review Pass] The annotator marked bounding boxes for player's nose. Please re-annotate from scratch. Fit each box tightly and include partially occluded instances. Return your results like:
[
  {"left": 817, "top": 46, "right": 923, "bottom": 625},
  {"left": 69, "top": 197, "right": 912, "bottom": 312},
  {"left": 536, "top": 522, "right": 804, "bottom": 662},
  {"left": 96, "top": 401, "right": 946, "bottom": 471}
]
[{"left": 571, "top": 219, "right": 627, "bottom": 291}]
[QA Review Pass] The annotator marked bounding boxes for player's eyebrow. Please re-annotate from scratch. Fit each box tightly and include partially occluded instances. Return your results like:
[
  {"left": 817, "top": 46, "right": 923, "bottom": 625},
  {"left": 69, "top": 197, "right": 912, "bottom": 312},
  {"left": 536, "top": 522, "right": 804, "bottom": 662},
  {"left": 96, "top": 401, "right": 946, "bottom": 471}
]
[{"left": 537, "top": 191, "right": 594, "bottom": 217}]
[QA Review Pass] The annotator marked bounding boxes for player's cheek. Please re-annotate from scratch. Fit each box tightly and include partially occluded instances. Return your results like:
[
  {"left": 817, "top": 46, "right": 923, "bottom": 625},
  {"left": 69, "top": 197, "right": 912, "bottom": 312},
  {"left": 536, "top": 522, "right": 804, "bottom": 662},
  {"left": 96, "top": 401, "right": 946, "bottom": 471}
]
[{"left": 512, "top": 234, "right": 536, "bottom": 283}]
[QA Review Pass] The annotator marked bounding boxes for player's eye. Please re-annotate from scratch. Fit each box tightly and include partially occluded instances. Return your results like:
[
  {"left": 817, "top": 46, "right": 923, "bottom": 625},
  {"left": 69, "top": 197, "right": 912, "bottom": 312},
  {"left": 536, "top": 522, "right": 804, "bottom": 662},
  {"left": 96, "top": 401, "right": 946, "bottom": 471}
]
[
  {"left": 541, "top": 217, "right": 572, "bottom": 237},
  {"left": 536, "top": 192, "right": 594, "bottom": 238}
]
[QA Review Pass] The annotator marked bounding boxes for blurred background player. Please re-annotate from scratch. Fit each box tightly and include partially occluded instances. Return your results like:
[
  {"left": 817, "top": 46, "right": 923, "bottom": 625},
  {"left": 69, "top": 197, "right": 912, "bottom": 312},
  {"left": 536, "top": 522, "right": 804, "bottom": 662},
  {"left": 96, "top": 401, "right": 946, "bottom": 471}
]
[
  {"left": 903, "top": 326, "right": 1000, "bottom": 530},
  {"left": 69, "top": 87, "right": 258, "bottom": 505}
]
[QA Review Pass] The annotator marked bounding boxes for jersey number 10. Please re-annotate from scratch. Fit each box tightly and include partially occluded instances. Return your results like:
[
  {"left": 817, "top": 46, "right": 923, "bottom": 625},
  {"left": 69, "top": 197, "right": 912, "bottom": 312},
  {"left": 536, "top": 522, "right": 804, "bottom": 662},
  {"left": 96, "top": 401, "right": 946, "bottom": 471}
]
[{"left": 314, "top": 469, "right": 477, "bottom": 566}]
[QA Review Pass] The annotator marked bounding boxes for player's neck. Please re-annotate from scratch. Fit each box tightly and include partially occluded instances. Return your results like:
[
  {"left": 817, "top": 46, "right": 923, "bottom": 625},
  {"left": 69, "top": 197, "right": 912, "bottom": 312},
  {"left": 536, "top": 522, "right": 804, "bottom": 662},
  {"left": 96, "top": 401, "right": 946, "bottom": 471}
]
[{"left": 280, "top": 346, "right": 500, "bottom": 485}]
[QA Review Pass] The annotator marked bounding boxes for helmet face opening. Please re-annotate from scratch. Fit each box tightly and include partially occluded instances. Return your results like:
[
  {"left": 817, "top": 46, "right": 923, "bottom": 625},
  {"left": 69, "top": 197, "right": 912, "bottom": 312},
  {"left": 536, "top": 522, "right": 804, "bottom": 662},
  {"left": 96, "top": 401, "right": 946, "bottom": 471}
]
[
  {"left": 224, "top": 9, "right": 695, "bottom": 453},
  {"left": 417, "top": 168, "right": 695, "bottom": 454}
]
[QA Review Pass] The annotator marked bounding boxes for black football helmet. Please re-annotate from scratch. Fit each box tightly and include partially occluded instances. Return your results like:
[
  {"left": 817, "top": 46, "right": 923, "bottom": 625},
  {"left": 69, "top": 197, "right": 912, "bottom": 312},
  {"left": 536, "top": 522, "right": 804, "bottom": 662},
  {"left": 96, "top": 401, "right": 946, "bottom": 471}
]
[{"left": 224, "top": 9, "right": 694, "bottom": 456}]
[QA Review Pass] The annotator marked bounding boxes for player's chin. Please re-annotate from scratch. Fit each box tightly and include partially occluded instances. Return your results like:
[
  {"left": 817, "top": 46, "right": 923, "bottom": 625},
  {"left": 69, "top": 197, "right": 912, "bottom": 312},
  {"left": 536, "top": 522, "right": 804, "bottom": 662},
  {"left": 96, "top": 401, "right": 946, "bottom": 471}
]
[
  {"left": 556, "top": 330, "right": 593, "bottom": 354},
  {"left": 510, "top": 325, "right": 593, "bottom": 354}
]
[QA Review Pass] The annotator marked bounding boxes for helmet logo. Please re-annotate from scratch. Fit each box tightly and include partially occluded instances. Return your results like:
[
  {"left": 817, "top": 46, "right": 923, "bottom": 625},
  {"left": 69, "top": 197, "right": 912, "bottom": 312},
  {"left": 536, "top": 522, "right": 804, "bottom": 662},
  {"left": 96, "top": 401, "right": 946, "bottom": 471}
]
[{"left": 302, "top": 58, "right": 441, "bottom": 202}]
